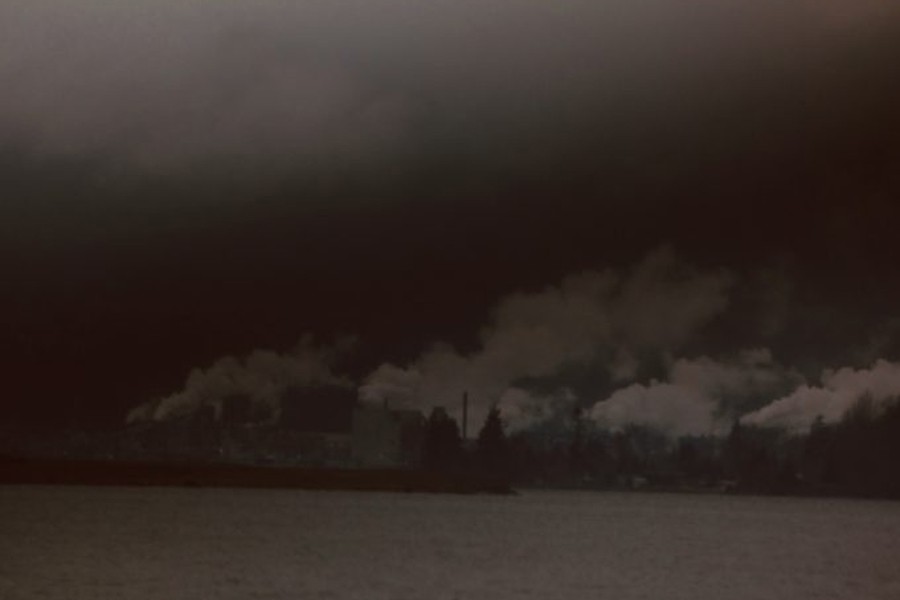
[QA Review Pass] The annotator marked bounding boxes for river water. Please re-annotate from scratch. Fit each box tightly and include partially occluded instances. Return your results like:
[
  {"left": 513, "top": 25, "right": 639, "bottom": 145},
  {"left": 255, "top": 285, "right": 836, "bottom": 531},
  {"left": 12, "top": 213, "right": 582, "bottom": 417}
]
[{"left": 1, "top": 486, "right": 899, "bottom": 599}]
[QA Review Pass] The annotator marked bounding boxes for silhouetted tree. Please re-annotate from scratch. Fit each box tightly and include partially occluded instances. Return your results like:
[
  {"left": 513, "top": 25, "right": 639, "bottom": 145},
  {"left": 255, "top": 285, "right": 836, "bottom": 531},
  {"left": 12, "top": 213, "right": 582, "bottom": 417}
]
[
  {"left": 612, "top": 429, "right": 638, "bottom": 477},
  {"left": 466, "top": 395, "right": 900, "bottom": 498},
  {"left": 723, "top": 420, "right": 745, "bottom": 480},
  {"left": 825, "top": 394, "right": 900, "bottom": 497},
  {"left": 477, "top": 406, "right": 508, "bottom": 475},
  {"left": 423, "top": 407, "right": 462, "bottom": 471},
  {"left": 676, "top": 437, "right": 698, "bottom": 477},
  {"left": 800, "top": 415, "right": 836, "bottom": 488},
  {"left": 568, "top": 405, "right": 585, "bottom": 475}
]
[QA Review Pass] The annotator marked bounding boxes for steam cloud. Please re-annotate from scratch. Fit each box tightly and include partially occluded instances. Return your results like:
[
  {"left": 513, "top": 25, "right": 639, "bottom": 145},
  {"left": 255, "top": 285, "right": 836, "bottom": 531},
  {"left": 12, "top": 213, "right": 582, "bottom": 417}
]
[
  {"left": 124, "top": 251, "right": 900, "bottom": 439},
  {"left": 360, "top": 248, "right": 734, "bottom": 433},
  {"left": 126, "top": 336, "right": 355, "bottom": 424},
  {"left": 360, "top": 247, "right": 900, "bottom": 437},
  {"left": 741, "top": 359, "right": 900, "bottom": 431},
  {"left": 588, "top": 349, "right": 801, "bottom": 436}
]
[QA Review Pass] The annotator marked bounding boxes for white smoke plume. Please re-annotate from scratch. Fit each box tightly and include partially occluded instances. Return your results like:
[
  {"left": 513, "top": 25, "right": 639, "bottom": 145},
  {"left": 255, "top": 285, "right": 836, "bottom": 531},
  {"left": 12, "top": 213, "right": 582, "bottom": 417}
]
[
  {"left": 359, "top": 248, "right": 734, "bottom": 434},
  {"left": 741, "top": 359, "right": 900, "bottom": 431},
  {"left": 588, "top": 349, "right": 800, "bottom": 436},
  {"left": 496, "top": 388, "right": 579, "bottom": 434},
  {"left": 126, "top": 335, "right": 355, "bottom": 424}
]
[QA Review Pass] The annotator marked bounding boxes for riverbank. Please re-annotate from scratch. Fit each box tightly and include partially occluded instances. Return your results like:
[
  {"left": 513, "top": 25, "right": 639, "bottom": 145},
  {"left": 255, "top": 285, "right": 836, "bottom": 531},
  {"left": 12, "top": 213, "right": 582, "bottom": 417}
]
[{"left": 0, "top": 456, "right": 513, "bottom": 494}]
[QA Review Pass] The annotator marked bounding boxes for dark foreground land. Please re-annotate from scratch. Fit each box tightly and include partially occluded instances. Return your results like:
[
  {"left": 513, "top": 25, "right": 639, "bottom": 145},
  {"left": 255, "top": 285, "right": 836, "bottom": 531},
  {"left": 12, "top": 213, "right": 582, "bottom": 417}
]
[{"left": 0, "top": 456, "right": 513, "bottom": 494}]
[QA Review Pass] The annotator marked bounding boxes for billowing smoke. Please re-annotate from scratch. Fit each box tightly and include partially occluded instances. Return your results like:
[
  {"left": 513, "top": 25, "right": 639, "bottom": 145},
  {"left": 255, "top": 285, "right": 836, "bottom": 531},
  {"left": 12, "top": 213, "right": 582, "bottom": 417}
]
[
  {"left": 359, "top": 248, "right": 734, "bottom": 433},
  {"left": 587, "top": 349, "right": 801, "bottom": 436},
  {"left": 741, "top": 359, "right": 900, "bottom": 431},
  {"left": 496, "top": 388, "right": 578, "bottom": 434},
  {"left": 126, "top": 335, "right": 355, "bottom": 424},
  {"left": 123, "top": 255, "right": 900, "bottom": 440}
]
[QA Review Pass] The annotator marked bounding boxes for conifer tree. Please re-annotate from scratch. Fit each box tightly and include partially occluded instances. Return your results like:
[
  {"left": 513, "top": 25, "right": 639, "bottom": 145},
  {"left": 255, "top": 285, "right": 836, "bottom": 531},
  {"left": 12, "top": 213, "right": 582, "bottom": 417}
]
[
  {"left": 477, "top": 406, "right": 507, "bottom": 474},
  {"left": 423, "top": 407, "right": 462, "bottom": 471}
]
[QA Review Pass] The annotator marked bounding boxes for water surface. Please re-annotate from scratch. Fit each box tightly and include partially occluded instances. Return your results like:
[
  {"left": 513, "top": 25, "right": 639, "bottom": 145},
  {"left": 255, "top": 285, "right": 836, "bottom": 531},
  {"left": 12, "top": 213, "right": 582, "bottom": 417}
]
[{"left": 2, "top": 486, "right": 898, "bottom": 599}]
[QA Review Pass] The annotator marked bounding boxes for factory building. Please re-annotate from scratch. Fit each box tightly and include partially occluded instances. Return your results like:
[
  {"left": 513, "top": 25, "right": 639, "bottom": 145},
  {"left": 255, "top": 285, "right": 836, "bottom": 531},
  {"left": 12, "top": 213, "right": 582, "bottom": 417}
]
[{"left": 351, "top": 403, "right": 426, "bottom": 468}]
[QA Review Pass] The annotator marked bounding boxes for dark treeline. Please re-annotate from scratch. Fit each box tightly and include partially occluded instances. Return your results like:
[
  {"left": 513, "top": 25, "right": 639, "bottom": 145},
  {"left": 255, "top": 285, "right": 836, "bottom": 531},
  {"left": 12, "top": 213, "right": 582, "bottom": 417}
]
[{"left": 425, "top": 397, "right": 900, "bottom": 500}]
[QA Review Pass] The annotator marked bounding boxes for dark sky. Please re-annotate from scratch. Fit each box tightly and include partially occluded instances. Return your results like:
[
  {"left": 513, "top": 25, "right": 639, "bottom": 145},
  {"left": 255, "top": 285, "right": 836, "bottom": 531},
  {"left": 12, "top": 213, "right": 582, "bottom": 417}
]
[{"left": 2, "top": 1, "right": 900, "bottom": 434}]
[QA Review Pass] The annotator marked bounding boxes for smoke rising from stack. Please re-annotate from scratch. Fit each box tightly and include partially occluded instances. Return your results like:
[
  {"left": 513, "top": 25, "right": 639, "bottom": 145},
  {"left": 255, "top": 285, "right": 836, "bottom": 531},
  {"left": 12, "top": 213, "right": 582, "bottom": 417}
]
[
  {"left": 122, "top": 243, "right": 900, "bottom": 440},
  {"left": 587, "top": 349, "right": 802, "bottom": 436},
  {"left": 359, "top": 247, "right": 900, "bottom": 437},
  {"left": 741, "top": 359, "right": 900, "bottom": 431},
  {"left": 359, "top": 248, "right": 734, "bottom": 431},
  {"left": 126, "top": 335, "right": 355, "bottom": 425}
]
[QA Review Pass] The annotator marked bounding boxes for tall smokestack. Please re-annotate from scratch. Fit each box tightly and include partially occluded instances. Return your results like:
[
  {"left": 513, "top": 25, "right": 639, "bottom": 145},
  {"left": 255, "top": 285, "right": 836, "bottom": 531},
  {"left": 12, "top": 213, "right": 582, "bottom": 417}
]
[{"left": 462, "top": 391, "right": 468, "bottom": 439}]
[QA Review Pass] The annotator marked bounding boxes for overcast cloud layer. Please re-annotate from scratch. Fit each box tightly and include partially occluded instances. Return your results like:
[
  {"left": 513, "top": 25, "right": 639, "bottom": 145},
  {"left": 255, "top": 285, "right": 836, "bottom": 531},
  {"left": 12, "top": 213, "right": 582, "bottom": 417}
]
[{"left": 3, "top": 1, "right": 898, "bottom": 179}]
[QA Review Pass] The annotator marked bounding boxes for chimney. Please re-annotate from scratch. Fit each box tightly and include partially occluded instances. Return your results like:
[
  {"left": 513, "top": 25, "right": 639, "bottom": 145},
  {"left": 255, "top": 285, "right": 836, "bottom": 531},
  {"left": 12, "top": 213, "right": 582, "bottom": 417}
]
[{"left": 462, "top": 391, "right": 468, "bottom": 440}]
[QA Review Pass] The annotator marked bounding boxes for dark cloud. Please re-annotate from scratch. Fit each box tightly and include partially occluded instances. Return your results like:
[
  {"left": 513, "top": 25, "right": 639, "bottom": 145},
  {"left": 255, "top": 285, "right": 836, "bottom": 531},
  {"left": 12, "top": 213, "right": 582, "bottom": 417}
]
[
  {"left": 2, "top": 1, "right": 900, "bottom": 431},
  {"left": 3, "top": 1, "right": 898, "bottom": 183}
]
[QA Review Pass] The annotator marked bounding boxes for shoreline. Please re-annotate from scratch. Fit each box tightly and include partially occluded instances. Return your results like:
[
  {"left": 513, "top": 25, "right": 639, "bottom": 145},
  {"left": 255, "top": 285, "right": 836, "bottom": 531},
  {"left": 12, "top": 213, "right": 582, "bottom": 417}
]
[
  {"left": 0, "top": 455, "right": 513, "bottom": 495},
  {"left": 4, "top": 456, "right": 897, "bottom": 501}
]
